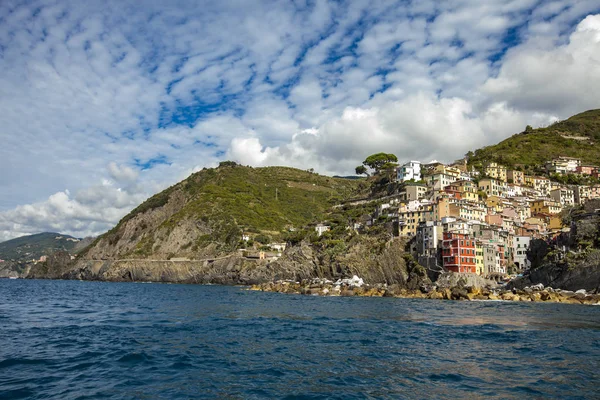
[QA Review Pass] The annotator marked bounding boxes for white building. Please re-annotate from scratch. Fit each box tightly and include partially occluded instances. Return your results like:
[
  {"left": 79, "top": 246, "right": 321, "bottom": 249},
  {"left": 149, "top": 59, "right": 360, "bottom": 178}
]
[
  {"left": 427, "top": 173, "right": 457, "bottom": 191},
  {"left": 545, "top": 157, "right": 581, "bottom": 174},
  {"left": 513, "top": 236, "right": 532, "bottom": 271},
  {"left": 397, "top": 161, "right": 422, "bottom": 182},
  {"left": 550, "top": 187, "right": 575, "bottom": 207},
  {"left": 315, "top": 224, "right": 330, "bottom": 236}
]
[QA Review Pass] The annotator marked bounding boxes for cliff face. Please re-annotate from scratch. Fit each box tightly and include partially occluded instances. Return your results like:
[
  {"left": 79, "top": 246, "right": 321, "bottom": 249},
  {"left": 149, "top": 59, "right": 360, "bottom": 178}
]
[
  {"left": 36, "top": 236, "right": 426, "bottom": 288},
  {"left": 75, "top": 164, "right": 361, "bottom": 264},
  {"left": 508, "top": 252, "right": 600, "bottom": 292}
]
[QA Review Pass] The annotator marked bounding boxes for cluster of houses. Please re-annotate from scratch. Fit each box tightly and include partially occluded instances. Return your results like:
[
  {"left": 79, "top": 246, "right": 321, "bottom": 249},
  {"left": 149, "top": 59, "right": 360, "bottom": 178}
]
[{"left": 351, "top": 156, "right": 600, "bottom": 277}]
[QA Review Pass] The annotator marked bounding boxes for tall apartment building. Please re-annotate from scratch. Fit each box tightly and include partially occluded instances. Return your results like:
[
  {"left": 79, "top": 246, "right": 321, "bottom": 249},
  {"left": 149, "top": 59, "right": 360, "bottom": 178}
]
[{"left": 442, "top": 232, "right": 477, "bottom": 273}]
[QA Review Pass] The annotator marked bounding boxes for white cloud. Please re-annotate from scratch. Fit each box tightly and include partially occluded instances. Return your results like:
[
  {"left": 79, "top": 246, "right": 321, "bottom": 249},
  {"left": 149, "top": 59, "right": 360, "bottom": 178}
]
[
  {"left": 107, "top": 163, "right": 139, "bottom": 184},
  {"left": 483, "top": 14, "right": 600, "bottom": 115}
]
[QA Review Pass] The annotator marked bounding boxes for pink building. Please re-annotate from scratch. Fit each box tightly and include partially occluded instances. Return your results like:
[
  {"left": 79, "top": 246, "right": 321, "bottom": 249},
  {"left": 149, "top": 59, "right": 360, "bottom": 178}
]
[{"left": 576, "top": 165, "right": 597, "bottom": 175}]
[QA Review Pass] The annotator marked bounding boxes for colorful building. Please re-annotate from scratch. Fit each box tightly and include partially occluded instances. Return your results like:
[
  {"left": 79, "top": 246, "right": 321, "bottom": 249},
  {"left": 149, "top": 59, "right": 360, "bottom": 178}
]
[
  {"left": 507, "top": 170, "right": 525, "bottom": 185},
  {"left": 478, "top": 178, "right": 506, "bottom": 197},
  {"left": 531, "top": 199, "right": 562, "bottom": 215},
  {"left": 484, "top": 162, "right": 508, "bottom": 182},
  {"left": 442, "top": 232, "right": 477, "bottom": 273}
]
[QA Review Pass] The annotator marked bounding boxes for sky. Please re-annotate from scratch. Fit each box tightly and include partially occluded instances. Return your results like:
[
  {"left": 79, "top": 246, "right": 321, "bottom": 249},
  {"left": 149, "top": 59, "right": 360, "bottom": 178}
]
[{"left": 1, "top": 0, "right": 600, "bottom": 242}]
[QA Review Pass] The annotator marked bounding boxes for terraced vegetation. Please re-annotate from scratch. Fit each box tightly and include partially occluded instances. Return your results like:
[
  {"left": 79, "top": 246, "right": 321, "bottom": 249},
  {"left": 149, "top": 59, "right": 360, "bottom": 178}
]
[{"left": 468, "top": 109, "right": 600, "bottom": 171}]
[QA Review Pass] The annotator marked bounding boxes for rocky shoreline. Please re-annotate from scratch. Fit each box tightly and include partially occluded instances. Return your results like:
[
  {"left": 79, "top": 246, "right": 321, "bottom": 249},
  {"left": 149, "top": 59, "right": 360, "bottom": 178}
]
[{"left": 250, "top": 278, "right": 600, "bottom": 305}]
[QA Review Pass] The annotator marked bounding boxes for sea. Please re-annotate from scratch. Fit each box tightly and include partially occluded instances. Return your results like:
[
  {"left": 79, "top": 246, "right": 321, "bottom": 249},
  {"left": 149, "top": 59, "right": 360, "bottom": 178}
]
[{"left": 1, "top": 279, "right": 599, "bottom": 399}]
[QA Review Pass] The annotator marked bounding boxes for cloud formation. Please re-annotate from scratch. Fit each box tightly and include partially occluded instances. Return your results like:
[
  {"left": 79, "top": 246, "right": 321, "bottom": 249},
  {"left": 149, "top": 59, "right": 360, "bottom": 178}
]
[{"left": 1, "top": 0, "right": 600, "bottom": 240}]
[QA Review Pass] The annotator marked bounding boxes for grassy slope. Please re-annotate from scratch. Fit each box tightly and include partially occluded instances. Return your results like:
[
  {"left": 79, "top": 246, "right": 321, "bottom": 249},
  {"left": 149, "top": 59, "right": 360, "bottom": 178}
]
[
  {"left": 469, "top": 109, "right": 600, "bottom": 169},
  {"left": 0, "top": 232, "right": 80, "bottom": 261},
  {"left": 83, "top": 164, "right": 366, "bottom": 258},
  {"left": 173, "top": 166, "right": 362, "bottom": 232}
]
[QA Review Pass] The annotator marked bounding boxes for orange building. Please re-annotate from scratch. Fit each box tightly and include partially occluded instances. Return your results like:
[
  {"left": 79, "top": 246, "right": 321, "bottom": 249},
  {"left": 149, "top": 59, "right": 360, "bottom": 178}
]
[{"left": 442, "top": 232, "right": 477, "bottom": 273}]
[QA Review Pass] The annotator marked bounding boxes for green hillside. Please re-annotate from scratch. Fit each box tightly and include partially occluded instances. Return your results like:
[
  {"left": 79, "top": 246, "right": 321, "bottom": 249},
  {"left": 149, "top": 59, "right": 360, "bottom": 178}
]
[
  {"left": 83, "top": 163, "right": 365, "bottom": 259},
  {"left": 0, "top": 232, "right": 81, "bottom": 262},
  {"left": 469, "top": 109, "right": 600, "bottom": 171}
]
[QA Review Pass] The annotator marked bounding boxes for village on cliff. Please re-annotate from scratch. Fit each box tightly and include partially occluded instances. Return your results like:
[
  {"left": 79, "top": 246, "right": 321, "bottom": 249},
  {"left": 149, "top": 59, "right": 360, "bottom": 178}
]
[{"left": 311, "top": 155, "right": 600, "bottom": 279}]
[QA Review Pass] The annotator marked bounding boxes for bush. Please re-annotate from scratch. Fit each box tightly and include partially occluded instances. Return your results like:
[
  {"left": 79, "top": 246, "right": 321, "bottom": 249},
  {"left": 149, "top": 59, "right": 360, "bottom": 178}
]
[{"left": 254, "top": 234, "right": 272, "bottom": 244}]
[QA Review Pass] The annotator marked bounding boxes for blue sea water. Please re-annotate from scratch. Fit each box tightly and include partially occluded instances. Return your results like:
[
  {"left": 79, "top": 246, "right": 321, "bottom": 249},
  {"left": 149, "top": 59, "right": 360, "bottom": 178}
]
[{"left": 0, "top": 280, "right": 599, "bottom": 399}]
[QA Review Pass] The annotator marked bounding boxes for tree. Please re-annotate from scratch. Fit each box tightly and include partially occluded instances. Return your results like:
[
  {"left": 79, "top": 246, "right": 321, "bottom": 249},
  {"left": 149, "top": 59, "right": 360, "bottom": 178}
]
[
  {"left": 362, "top": 153, "right": 398, "bottom": 174},
  {"left": 254, "top": 234, "right": 271, "bottom": 245},
  {"left": 355, "top": 165, "right": 368, "bottom": 176},
  {"left": 525, "top": 125, "right": 533, "bottom": 133}
]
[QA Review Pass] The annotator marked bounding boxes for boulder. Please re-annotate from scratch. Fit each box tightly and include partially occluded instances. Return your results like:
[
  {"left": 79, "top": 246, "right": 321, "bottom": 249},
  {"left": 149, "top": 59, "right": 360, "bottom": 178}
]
[
  {"left": 488, "top": 293, "right": 500, "bottom": 301},
  {"left": 451, "top": 287, "right": 469, "bottom": 300}
]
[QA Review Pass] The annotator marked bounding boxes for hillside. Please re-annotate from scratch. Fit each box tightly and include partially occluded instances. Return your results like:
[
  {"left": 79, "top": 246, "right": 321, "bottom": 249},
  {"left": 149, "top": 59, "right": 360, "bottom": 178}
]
[
  {"left": 468, "top": 109, "right": 600, "bottom": 171},
  {"left": 78, "top": 163, "right": 364, "bottom": 261},
  {"left": 0, "top": 232, "right": 82, "bottom": 262}
]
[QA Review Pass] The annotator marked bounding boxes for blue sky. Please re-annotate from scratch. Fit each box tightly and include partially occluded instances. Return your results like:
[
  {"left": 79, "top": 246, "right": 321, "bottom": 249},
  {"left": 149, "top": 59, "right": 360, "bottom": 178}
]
[{"left": 1, "top": 0, "right": 600, "bottom": 240}]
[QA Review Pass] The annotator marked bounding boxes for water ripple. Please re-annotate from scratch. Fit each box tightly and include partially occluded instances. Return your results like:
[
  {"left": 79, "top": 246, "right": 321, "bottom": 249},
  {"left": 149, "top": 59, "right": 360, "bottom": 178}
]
[{"left": 1, "top": 279, "right": 599, "bottom": 399}]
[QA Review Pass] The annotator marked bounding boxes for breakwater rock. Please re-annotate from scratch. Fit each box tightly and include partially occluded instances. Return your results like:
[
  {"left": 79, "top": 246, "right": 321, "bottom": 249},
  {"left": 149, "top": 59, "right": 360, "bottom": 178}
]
[{"left": 250, "top": 278, "right": 600, "bottom": 305}]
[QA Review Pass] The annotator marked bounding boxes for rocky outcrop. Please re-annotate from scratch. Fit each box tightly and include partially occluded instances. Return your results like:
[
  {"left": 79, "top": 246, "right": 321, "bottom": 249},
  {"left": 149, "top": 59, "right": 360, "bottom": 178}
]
[
  {"left": 63, "top": 256, "right": 307, "bottom": 285},
  {"left": 251, "top": 278, "right": 600, "bottom": 305},
  {"left": 0, "top": 261, "right": 28, "bottom": 278},
  {"left": 507, "top": 252, "right": 600, "bottom": 292},
  {"left": 33, "top": 238, "right": 421, "bottom": 287},
  {"left": 27, "top": 251, "right": 73, "bottom": 279},
  {"left": 435, "top": 272, "right": 492, "bottom": 290}
]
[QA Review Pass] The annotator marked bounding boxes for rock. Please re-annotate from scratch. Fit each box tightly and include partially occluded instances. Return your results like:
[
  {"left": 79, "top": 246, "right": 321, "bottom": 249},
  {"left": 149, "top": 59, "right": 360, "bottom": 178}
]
[
  {"left": 427, "top": 291, "right": 444, "bottom": 300},
  {"left": 340, "top": 289, "right": 355, "bottom": 297},
  {"left": 501, "top": 292, "right": 517, "bottom": 301},
  {"left": 451, "top": 287, "right": 469, "bottom": 300},
  {"left": 575, "top": 289, "right": 587, "bottom": 295},
  {"left": 574, "top": 292, "right": 587, "bottom": 300},
  {"left": 436, "top": 272, "right": 490, "bottom": 290},
  {"left": 540, "top": 292, "right": 552, "bottom": 301},
  {"left": 336, "top": 275, "right": 364, "bottom": 288},
  {"left": 530, "top": 283, "right": 544, "bottom": 291},
  {"left": 441, "top": 288, "right": 452, "bottom": 300},
  {"left": 488, "top": 293, "right": 499, "bottom": 301},
  {"left": 467, "top": 286, "right": 482, "bottom": 296}
]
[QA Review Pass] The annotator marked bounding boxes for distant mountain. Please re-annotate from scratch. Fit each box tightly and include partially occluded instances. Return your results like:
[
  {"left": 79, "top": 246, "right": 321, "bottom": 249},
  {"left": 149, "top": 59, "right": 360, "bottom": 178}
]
[
  {"left": 468, "top": 109, "right": 600, "bottom": 171},
  {"left": 0, "top": 232, "right": 82, "bottom": 262}
]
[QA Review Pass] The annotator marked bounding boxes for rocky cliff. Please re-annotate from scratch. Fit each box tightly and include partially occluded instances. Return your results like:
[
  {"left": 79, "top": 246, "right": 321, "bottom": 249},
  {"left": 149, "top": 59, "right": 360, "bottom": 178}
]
[
  {"left": 508, "top": 251, "right": 600, "bottom": 292},
  {"left": 75, "top": 163, "right": 362, "bottom": 263},
  {"left": 37, "top": 235, "right": 428, "bottom": 289}
]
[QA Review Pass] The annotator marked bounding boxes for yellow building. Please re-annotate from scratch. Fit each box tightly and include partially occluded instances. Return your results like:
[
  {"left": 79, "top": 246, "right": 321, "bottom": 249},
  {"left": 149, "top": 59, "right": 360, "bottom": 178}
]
[
  {"left": 524, "top": 176, "right": 550, "bottom": 196},
  {"left": 456, "top": 180, "right": 479, "bottom": 202},
  {"left": 430, "top": 164, "right": 461, "bottom": 178},
  {"left": 479, "top": 178, "right": 506, "bottom": 197},
  {"left": 531, "top": 199, "right": 562, "bottom": 215},
  {"left": 507, "top": 170, "right": 525, "bottom": 185},
  {"left": 449, "top": 203, "right": 487, "bottom": 222},
  {"left": 485, "top": 196, "right": 505, "bottom": 212},
  {"left": 434, "top": 196, "right": 451, "bottom": 221},
  {"left": 485, "top": 162, "right": 508, "bottom": 182},
  {"left": 398, "top": 204, "right": 436, "bottom": 237},
  {"left": 475, "top": 242, "right": 484, "bottom": 275},
  {"left": 548, "top": 215, "right": 564, "bottom": 231}
]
